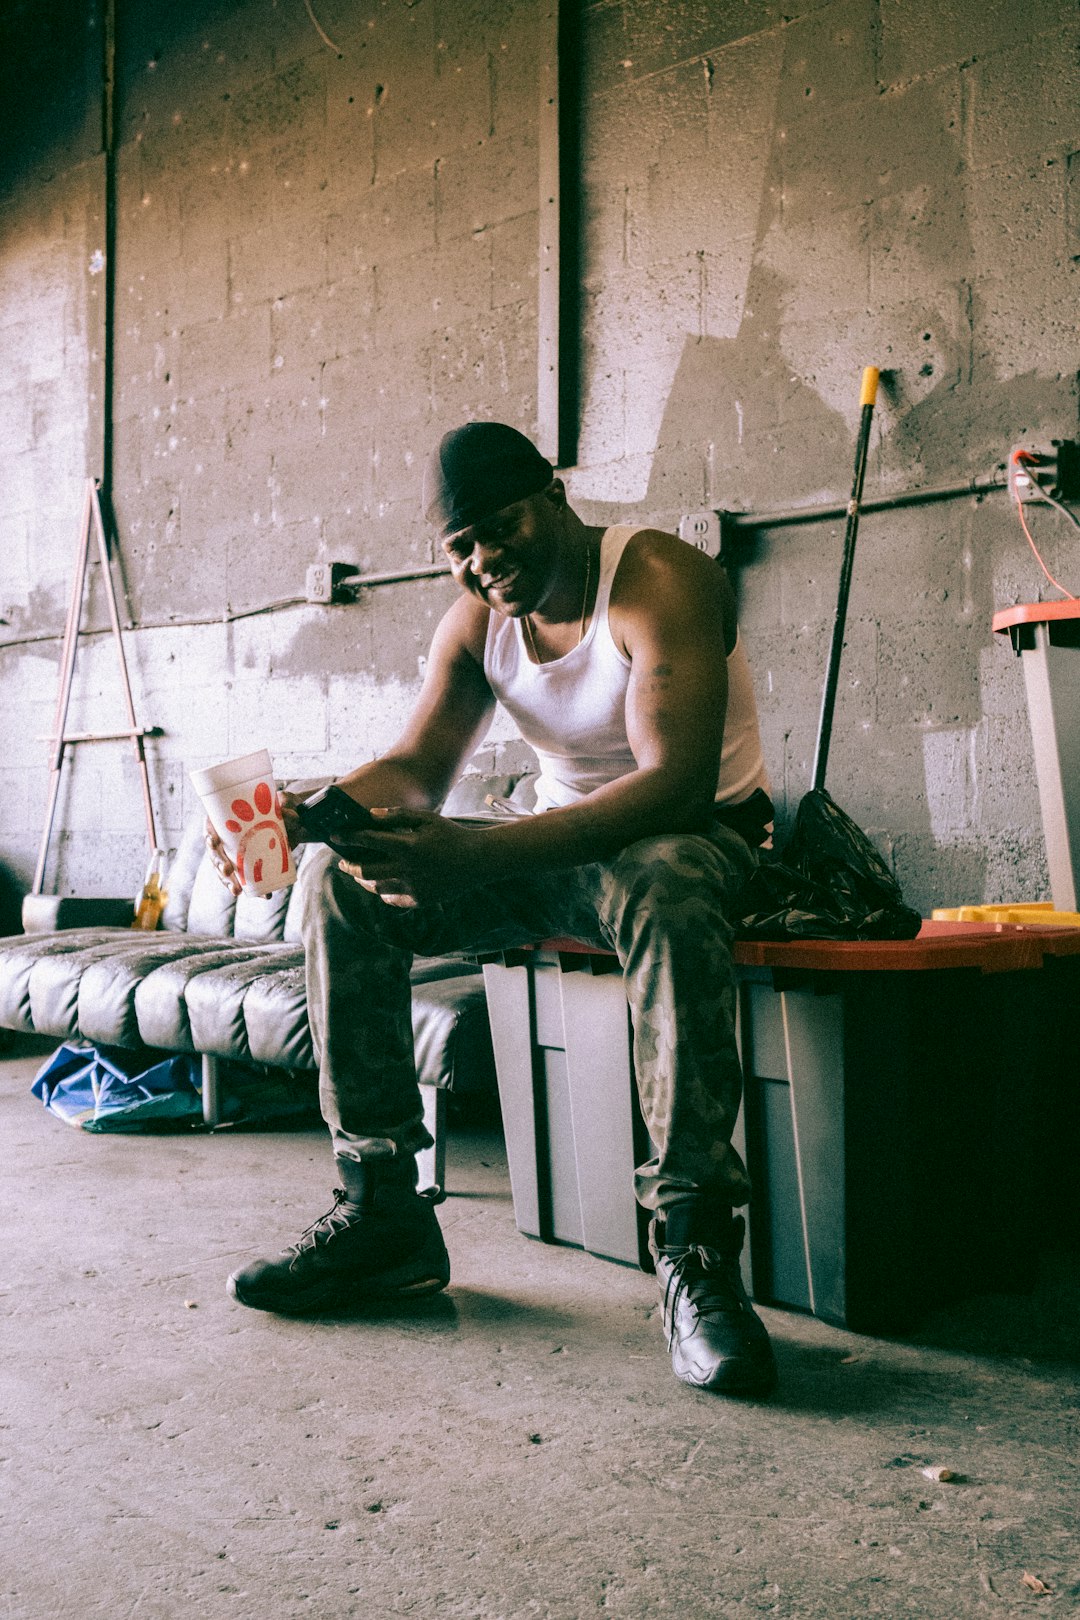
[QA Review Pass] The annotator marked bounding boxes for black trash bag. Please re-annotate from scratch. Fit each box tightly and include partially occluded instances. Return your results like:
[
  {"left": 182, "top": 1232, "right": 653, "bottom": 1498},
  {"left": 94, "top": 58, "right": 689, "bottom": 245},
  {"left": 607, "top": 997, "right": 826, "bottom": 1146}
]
[{"left": 739, "top": 788, "right": 922, "bottom": 942}]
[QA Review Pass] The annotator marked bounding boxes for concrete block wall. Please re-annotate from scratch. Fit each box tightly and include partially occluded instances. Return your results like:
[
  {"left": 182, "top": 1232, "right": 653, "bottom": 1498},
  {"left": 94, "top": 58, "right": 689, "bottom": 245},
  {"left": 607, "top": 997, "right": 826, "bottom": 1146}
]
[{"left": 1, "top": 0, "right": 1078, "bottom": 915}]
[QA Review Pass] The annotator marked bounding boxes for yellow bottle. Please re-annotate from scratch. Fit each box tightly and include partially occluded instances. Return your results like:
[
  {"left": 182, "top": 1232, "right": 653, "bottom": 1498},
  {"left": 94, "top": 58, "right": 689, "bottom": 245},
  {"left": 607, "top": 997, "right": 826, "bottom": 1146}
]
[{"left": 133, "top": 848, "right": 169, "bottom": 931}]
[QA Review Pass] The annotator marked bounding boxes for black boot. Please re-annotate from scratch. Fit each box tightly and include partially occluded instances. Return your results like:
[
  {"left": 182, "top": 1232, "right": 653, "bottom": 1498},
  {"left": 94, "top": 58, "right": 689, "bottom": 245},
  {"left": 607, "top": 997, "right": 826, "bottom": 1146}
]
[
  {"left": 649, "top": 1202, "right": 777, "bottom": 1396},
  {"left": 227, "top": 1156, "right": 450, "bottom": 1315}
]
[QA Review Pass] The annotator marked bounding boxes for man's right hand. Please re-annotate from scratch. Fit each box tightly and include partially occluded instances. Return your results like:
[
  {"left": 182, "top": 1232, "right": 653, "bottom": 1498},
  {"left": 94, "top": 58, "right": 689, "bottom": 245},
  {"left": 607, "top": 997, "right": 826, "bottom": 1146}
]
[
  {"left": 205, "top": 790, "right": 304, "bottom": 897},
  {"left": 205, "top": 818, "right": 243, "bottom": 897}
]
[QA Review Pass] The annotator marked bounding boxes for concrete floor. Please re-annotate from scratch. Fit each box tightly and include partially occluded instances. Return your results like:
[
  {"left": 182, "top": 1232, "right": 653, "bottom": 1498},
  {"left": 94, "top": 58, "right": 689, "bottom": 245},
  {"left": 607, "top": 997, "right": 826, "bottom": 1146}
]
[{"left": 3, "top": 1036, "right": 1079, "bottom": 1620}]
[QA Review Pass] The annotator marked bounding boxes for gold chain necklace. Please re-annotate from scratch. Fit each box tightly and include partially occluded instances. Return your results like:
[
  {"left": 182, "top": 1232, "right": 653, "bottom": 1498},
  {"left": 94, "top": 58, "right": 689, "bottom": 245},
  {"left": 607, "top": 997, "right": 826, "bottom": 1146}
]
[{"left": 523, "top": 541, "right": 593, "bottom": 665}]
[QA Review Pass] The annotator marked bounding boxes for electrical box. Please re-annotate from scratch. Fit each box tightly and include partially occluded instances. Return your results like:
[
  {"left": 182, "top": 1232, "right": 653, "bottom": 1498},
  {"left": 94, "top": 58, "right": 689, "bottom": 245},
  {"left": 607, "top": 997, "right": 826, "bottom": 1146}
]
[
  {"left": 305, "top": 562, "right": 359, "bottom": 604},
  {"left": 1008, "top": 440, "right": 1080, "bottom": 504},
  {"left": 677, "top": 511, "right": 722, "bottom": 557}
]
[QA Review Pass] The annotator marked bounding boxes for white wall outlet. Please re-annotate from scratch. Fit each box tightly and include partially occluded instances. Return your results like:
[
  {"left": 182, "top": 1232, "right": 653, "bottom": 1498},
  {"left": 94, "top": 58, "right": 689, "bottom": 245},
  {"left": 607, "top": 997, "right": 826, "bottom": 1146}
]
[
  {"left": 678, "top": 511, "right": 722, "bottom": 556},
  {"left": 305, "top": 561, "right": 360, "bottom": 604},
  {"left": 306, "top": 562, "right": 332, "bottom": 603}
]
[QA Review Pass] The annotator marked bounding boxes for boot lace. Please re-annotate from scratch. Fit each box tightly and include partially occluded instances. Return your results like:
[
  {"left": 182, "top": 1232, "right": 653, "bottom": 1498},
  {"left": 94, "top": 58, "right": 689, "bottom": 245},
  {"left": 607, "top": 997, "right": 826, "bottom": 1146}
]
[
  {"left": 661, "top": 1244, "right": 745, "bottom": 1349},
  {"left": 288, "top": 1188, "right": 360, "bottom": 1267}
]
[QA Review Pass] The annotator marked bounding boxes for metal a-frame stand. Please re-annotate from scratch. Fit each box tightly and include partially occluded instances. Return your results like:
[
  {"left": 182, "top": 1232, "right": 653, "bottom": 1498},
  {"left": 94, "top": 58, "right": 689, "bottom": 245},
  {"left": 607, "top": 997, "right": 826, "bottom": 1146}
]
[{"left": 32, "top": 478, "right": 159, "bottom": 895}]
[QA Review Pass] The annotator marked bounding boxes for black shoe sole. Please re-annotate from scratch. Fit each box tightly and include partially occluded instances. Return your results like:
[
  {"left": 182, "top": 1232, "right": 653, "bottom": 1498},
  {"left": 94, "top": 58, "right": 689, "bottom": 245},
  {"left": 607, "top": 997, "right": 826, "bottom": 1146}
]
[
  {"left": 227, "top": 1257, "right": 451, "bottom": 1316},
  {"left": 683, "top": 1359, "right": 778, "bottom": 1397},
  {"left": 673, "top": 1344, "right": 778, "bottom": 1397}
]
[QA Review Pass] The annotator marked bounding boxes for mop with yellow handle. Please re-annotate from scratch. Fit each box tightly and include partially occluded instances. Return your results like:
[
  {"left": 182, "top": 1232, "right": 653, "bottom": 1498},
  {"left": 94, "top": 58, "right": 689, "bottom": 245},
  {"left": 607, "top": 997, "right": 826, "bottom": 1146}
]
[
  {"left": 812, "top": 365, "right": 879, "bottom": 791},
  {"left": 740, "top": 366, "right": 921, "bottom": 941}
]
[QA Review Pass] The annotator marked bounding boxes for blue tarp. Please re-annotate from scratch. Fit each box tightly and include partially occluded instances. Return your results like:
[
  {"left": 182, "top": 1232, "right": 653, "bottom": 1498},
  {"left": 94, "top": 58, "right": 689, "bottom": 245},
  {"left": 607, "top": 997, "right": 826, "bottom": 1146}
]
[{"left": 31, "top": 1043, "right": 203, "bottom": 1132}]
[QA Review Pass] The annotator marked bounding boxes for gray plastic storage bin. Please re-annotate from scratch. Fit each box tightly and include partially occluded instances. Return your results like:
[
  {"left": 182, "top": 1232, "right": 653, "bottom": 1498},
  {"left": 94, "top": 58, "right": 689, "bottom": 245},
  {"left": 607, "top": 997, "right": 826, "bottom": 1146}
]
[
  {"left": 481, "top": 926, "right": 1080, "bottom": 1334},
  {"left": 481, "top": 946, "right": 651, "bottom": 1268}
]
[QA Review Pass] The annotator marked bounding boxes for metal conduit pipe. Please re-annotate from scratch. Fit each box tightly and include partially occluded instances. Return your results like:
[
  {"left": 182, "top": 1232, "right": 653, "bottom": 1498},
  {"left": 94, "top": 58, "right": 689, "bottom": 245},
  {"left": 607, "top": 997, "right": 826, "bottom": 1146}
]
[
  {"left": 723, "top": 468, "right": 1010, "bottom": 536},
  {"left": 355, "top": 471, "right": 1013, "bottom": 586},
  {"left": 352, "top": 470, "right": 1015, "bottom": 588},
  {"left": 349, "top": 563, "right": 452, "bottom": 587},
  {"left": 1, "top": 473, "right": 1013, "bottom": 655}
]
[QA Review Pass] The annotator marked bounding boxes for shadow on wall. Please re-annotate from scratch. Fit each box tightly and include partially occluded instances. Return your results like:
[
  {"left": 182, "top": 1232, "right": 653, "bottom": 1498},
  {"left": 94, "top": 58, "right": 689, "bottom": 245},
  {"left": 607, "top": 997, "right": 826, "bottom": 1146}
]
[
  {"left": 0, "top": 0, "right": 103, "bottom": 200},
  {"left": 640, "top": 293, "right": 1067, "bottom": 910},
  {"left": 638, "top": 312, "right": 1047, "bottom": 912},
  {"left": 622, "top": 60, "right": 1074, "bottom": 913}
]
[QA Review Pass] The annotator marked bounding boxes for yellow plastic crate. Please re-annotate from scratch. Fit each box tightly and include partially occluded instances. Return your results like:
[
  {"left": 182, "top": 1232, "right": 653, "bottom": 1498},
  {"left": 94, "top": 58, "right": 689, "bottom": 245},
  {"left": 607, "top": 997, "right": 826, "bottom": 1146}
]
[{"left": 931, "top": 903, "right": 1080, "bottom": 927}]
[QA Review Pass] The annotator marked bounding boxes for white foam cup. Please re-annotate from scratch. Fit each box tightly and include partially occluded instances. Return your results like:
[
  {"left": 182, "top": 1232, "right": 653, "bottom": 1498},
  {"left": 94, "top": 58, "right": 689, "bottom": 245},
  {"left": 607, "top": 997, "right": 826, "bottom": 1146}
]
[{"left": 190, "top": 748, "right": 296, "bottom": 898}]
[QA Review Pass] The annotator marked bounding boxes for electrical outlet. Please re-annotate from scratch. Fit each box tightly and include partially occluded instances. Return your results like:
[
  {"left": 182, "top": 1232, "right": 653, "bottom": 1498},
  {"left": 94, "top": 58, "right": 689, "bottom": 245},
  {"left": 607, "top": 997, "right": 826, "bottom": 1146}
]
[
  {"left": 305, "top": 562, "right": 360, "bottom": 604},
  {"left": 1009, "top": 440, "right": 1080, "bottom": 504},
  {"left": 678, "top": 511, "right": 722, "bottom": 556},
  {"left": 305, "top": 563, "right": 332, "bottom": 603}
]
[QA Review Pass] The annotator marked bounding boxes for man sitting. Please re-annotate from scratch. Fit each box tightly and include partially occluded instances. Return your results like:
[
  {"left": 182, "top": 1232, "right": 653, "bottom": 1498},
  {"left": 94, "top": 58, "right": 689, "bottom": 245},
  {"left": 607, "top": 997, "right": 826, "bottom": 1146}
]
[{"left": 213, "top": 422, "right": 777, "bottom": 1396}]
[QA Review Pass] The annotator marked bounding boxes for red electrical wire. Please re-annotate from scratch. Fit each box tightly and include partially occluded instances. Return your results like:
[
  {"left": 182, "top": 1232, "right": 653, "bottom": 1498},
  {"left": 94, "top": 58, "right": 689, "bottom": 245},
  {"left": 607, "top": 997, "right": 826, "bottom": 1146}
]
[{"left": 1010, "top": 450, "right": 1078, "bottom": 600}]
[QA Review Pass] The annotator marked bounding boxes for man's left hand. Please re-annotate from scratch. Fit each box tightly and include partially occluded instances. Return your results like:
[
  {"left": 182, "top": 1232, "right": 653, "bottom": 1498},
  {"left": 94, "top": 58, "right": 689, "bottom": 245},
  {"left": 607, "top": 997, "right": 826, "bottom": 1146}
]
[{"left": 335, "top": 809, "right": 482, "bottom": 908}]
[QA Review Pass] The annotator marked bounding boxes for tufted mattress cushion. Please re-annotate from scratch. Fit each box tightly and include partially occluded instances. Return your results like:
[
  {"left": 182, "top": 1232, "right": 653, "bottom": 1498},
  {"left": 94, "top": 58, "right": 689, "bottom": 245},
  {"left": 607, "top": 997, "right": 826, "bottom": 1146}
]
[
  {"left": 0, "top": 928, "right": 127, "bottom": 1035},
  {"left": 410, "top": 973, "right": 496, "bottom": 1094},
  {"left": 134, "top": 944, "right": 297, "bottom": 1053},
  {"left": 0, "top": 925, "right": 492, "bottom": 1094},
  {"left": 2, "top": 787, "right": 505, "bottom": 1095},
  {"left": 242, "top": 959, "right": 313, "bottom": 1069},
  {"left": 0, "top": 924, "right": 304, "bottom": 1048},
  {"left": 179, "top": 947, "right": 304, "bottom": 1062}
]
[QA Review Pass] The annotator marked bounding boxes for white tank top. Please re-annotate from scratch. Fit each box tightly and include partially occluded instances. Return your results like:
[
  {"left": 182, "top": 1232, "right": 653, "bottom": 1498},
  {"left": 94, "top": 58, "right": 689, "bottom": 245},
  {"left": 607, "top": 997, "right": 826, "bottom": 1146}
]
[{"left": 483, "top": 524, "right": 771, "bottom": 814}]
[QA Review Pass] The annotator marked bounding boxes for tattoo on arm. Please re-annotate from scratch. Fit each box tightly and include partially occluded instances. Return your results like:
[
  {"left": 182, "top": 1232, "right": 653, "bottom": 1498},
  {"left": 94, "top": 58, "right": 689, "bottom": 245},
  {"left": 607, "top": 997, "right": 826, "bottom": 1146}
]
[
  {"left": 648, "top": 665, "right": 674, "bottom": 703},
  {"left": 649, "top": 660, "right": 674, "bottom": 729}
]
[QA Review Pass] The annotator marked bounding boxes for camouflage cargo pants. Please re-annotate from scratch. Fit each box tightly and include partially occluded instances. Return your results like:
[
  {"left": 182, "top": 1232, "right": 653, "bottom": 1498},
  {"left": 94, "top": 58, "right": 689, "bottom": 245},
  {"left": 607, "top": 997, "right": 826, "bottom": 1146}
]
[{"left": 299, "top": 816, "right": 758, "bottom": 1212}]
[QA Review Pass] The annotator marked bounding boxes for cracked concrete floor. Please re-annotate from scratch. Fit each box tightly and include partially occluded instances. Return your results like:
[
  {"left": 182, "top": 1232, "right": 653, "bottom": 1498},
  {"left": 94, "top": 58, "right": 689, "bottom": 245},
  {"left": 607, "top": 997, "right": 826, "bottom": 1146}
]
[{"left": 2, "top": 1035, "right": 1079, "bottom": 1620}]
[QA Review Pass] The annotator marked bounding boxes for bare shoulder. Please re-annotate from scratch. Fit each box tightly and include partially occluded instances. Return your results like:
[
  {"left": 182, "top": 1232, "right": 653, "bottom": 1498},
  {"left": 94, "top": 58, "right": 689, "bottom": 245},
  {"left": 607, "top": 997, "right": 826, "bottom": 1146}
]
[
  {"left": 434, "top": 590, "right": 491, "bottom": 669},
  {"left": 610, "top": 527, "right": 737, "bottom": 652}
]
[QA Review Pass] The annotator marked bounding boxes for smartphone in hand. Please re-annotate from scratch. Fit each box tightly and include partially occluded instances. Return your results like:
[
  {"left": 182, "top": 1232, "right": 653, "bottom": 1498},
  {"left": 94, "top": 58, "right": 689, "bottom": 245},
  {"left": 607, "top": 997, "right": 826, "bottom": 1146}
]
[{"left": 295, "top": 784, "right": 376, "bottom": 855}]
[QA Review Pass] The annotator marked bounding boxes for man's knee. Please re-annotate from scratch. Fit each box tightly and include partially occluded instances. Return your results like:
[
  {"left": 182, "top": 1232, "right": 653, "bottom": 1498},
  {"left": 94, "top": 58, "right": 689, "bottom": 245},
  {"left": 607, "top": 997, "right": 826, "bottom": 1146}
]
[
  {"left": 605, "top": 828, "right": 751, "bottom": 912},
  {"left": 296, "top": 842, "right": 338, "bottom": 931},
  {"left": 596, "top": 831, "right": 755, "bottom": 961},
  {"left": 296, "top": 841, "right": 385, "bottom": 946},
  {"left": 298, "top": 843, "right": 421, "bottom": 965}
]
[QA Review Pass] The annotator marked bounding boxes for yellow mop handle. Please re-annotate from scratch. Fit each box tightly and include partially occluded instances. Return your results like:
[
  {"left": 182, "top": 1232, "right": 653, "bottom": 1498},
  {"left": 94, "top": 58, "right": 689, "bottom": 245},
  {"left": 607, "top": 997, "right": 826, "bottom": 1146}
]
[{"left": 811, "top": 366, "right": 879, "bottom": 792}]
